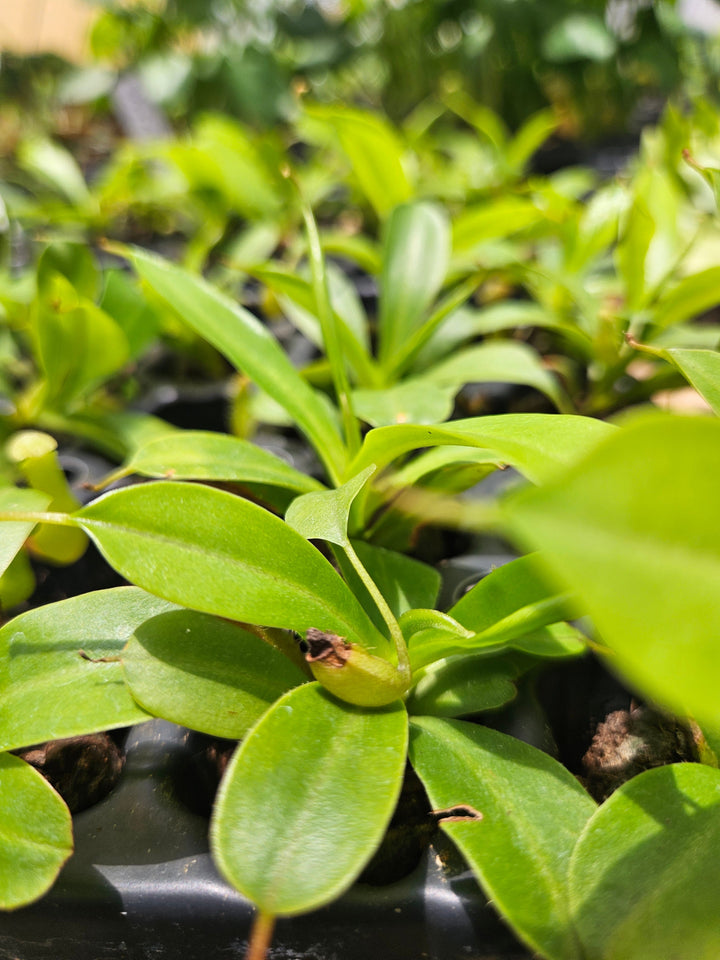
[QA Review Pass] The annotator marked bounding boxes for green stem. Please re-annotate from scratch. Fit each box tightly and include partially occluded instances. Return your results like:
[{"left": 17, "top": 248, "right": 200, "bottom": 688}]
[
  {"left": 342, "top": 539, "right": 410, "bottom": 682},
  {"left": 245, "top": 911, "right": 276, "bottom": 960},
  {"left": 0, "top": 510, "right": 76, "bottom": 526}
]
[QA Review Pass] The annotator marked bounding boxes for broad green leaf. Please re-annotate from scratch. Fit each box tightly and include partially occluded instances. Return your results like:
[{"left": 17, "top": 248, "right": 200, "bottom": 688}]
[
  {"left": 120, "top": 430, "right": 324, "bottom": 494},
  {"left": 616, "top": 196, "right": 655, "bottom": 311},
  {"left": 0, "top": 753, "right": 73, "bottom": 910},
  {"left": 285, "top": 465, "right": 375, "bottom": 547},
  {"left": 452, "top": 198, "right": 545, "bottom": 253},
  {"left": 378, "top": 201, "right": 450, "bottom": 364},
  {"left": 407, "top": 653, "right": 520, "bottom": 717},
  {"left": 506, "top": 109, "right": 557, "bottom": 174},
  {"left": 126, "top": 246, "right": 347, "bottom": 483},
  {"left": 350, "top": 414, "right": 615, "bottom": 485},
  {"left": 651, "top": 266, "right": 720, "bottom": 331},
  {"left": 308, "top": 105, "right": 412, "bottom": 217},
  {"left": 449, "top": 553, "right": 576, "bottom": 635},
  {"left": 649, "top": 347, "right": 720, "bottom": 415},
  {"left": 0, "top": 587, "right": 161, "bottom": 751},
  {"left": 122, "top": 609, "right": 307, "bottom": 738},
  {"left": 76, "top": 481, "right": 386, "bottom": 650},
  {"left": 425, "top": 340, "right": 573, "bottom": 413},
  {"left": 0, "top": 551, "right": 35, "bottom": 611},
  {"left": 37, "top": 241, "right": 99, "bottom": 302},
  {"left": 504, "top": 414, "right": 720, "bottom": 729},
  {"left": 352, "top": 380, "right": 456, "bottom": 427},
  {"left": 570, "top": 764, "right": 720, "bottom": 960},
  {"left": 100, "top": 268, "right": 161, "bottom": 359},
  {"left": 33, "top": 274, "right": 130, "bottom": 406},
  {"left": 0, "top": 487, "right": 50, "bottom": 577},
  {"left": 387, "top": 445, "right": 503, "bottom": 488},
  {"left": 211, "top": 682, "right": 408, "bottom": 916},
  {"left": 409, "top": 717, "right": 596, "bottom": 960}
]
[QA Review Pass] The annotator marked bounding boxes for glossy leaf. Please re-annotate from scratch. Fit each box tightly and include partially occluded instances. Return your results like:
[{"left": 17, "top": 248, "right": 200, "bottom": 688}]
[
  {"left": 570, "top": 763, "right": 720, "bottom": 960},
  {"left": 126, "top": 246, "right": 347, "bottom": 482},
  {"left": 504, "top": 414, "right": 720, "bottom": 729},
  {"left": 211, "top": 682, "right": 408, "bottom": 916},
  {"left": 0, "top": 487, "right": 50, "bottom": 578},
  {"left": 407, "top": 653, "right": 520, "bottom": 717},
  {"left": 352, "top": 380, "right": 456, "bottom": 427},
  {"left": 122, "top": 609, "right": 307, "bottom": 738},
  {"left": 121, "top": 430, "right": 324, "bottom": 494},
  {"left": 286, "top": 465, "right": 375, "bottom": 547},
  {"left": 378, "top": 201, "right": 450, "bottom": 364},
  {"left": 409, "top": 717, "right": 596, "bottom": 960},
  {"left": 350, "top": 414, "right": 614, "bottom": 485},
  {"left": 76, "top": 481, "right": 385, "bottom": 649},
  {"left": 0, "top": 753, "right": 73, "bottom": 910},
  {"left": 0, "top": 588, "right": 160, "bottom": 752},
  {"left": 425, "top": 340, "right": 573, "bottom": 413}
]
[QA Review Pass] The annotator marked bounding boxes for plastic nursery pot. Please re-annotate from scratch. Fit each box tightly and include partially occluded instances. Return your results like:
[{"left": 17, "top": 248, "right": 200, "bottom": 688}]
[{"left": 1, "top": 720, "right": 532, "bottom": 960}]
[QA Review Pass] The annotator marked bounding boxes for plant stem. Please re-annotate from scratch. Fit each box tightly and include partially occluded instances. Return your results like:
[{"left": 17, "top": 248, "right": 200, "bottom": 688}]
[
  {"left": 342, "top": 539, "right": 410, "bottom": 682},
  {"left": 0, "top": 510, "right": 75, "bottom": 526},
  {"left": 245, "top": 911, "right": 276, "bottom": 960}
]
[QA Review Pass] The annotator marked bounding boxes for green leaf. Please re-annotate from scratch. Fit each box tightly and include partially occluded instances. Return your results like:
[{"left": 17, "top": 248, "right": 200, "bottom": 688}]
[
  {"left": 17, "top": 137, "right": 92, "bottom": 207},
  {"left": 449, "top": 553, "right": 577, "bottom": 637},
  {"left": 570, "top": 764, "right": 720, "bottom": 960},
  {"left": 452, "top": 198, "right": 544, "bottom": 253},
  {"left": 100, "top": 268, "right": 162, "bottom": 359},
  {"left": 649, "top": 347, "right": 720, "bottom": 415},
  {"left": 352, "top": 380, "right": 456, "bottom": 427},
  {"left": 0, "top": 587, "right": 161, "bottom": 752},
  {"left": 425, "top": 340, "right": 573, "bottom": 413},
  {"left": 120, "top": 430, "right": 325, "bottom": 494},
  {"left": 308, "top": 105, "right": 412, "bottom": 217},
  {"left": 377, "top": 201, "right": 450, "bottom": 364},
  {"left": 350, "top": 414, "right": 615, "bottom": 485},
  {"left": 407, "top": 653, "right": 520, "bottom": 717},
  {"left": 651, "top": 267, "right": 720, "bottom": 331},
  {"left": 616, "top": 197, "right": 655, "bottom": 311},
  {"left": 506, "top": 110, "right": 557, "bottom": 174},
  {"left": 0, "top": 753, "right": 73, "bottom": 910},
  {"left": 211, "top": 682, "right": 408, "bottom": 916},
  {"left": 33, "top": 274, "right": 130, "bottom": 406},
  {"left": 285, "top": 464, "right": 375, "bottom": 548},
  {"left": 503, "top": 414, "right": 720, "bottom": 730},
  {"left": 0, "top": 487, "right": 51, "bottom": 578},
  {"left": 125, "top": 246, "right": 347, "bottom": 483},
  {"left": 409, "top": 717, "right": 596, "bottom": 960},
  {"left": 122, "top": 609, "right": 307, "bottom": 738},
  {"left": 76, "top": 481, "right": 386, "bottom": 650}
]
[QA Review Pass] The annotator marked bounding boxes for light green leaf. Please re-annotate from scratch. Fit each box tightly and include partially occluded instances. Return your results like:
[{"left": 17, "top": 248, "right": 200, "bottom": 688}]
[
  {"left": 503, "top": 414, "right": 720, "bottom": 730},
  {"left": 120, "top": 430, "right": 325, "bottom": 494},
  {"left": 76, "top": 481, "right": 385, "bottom": 650},
  {"left": 350, "top": 414, "right": 615, "bottom": 485},
  {"left": 651, "top": 267, "right": 720, "bottom": 331},
  {"left": 506, "top": 110, "right": 557, "bottom": 174},
  {"left": 409, "top": 717, "right": 596, "bottom": 960},
  {"left": 352, "top": 380, "right": 456, "bottom": 427},
  {"left": 542, "top": 14, "right": 616, "bottom": 62},
  {"left": 211, "top": 682, "right": 408, "bottom": 915},
  {"left": 17, "top": 137, "right": 92, "bottom": 207},
  {"left": 285, "top": 464, "right": 375, "bottom": 547},
  {"left": 425, "top": 340, "right": 573, "bottom": 413},
  {"left": 0, "top": 753, "right": 73, "bottom": 910},
  {"left": 0, "top": 487, "right": 51, "bottom": 578},
  {"left": 378, "top": 201, "right": 450, "bottom": 364},
  {"left": 308, "top": 105, "right": 412, "bottom": 217},
  {"left": 125, "top": 246, "right": 347, "bottom": 483},
  {"left": 570, "top": 764, "right": 720, "bottom": 960},
  {"left": 0, "top": 587, "right": 161, "bottom": 752},
  {"left": 100, "top": 268, "right": 162, "bottom": 359},
  {"left": 649, "top": 347, "right": 720, "bottom": 415},
  {"left": 122, "top": 609, "right": 307, "bottom": 738},
  {"left": 452, "top": 198, "right": 544, "bottom": 253},
  {"left": 407, "top": 653, "right": 520, "bottom": 717}
]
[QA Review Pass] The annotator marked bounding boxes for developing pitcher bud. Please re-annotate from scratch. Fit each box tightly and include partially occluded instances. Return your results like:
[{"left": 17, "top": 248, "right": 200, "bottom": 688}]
[{"left": 304, "top": 629, "right": 409, "bottom": 707}]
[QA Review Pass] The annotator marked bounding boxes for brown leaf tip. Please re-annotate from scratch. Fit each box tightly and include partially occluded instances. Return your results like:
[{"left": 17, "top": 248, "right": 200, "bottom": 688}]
[{"left": 305, "top": 629, "right": 351, "bottom": 668}]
